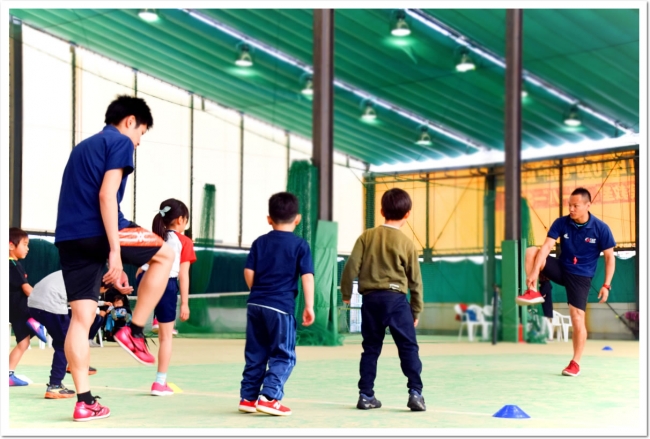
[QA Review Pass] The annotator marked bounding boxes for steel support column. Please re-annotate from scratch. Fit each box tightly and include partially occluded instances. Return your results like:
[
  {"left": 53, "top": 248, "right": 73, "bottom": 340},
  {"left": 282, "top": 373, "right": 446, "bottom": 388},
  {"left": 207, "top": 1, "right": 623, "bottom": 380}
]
[
  {"left": 502, "top": 9, "right": 523, "bottom": 342},
  {"left": 10, "top": 17, "right": 23, "bottom": 228},
  {"left": 312, "top": 9, "right": 334, "bottom": 221}
]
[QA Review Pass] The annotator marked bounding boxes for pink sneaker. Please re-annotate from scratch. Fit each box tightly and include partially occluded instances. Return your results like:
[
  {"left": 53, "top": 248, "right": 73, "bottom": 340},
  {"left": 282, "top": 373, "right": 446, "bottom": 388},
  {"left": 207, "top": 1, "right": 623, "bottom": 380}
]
[
  {"left": 515, "top": 289, "right": 545, "bottom": 306},
  {"left": 114, "top": 326, "right": 155, "bottom": 365},
  {"left": 151, "top": 382, "right": 174, "bottom": 396},
  {"left": 256, "top": 396, "right": 292, "bottom": 416},
  {"left": 73, "top": 400, "right": 110, "bottom": 421},
  {"left": 239, "top": 398, "right": 257, "bottom": 413}
]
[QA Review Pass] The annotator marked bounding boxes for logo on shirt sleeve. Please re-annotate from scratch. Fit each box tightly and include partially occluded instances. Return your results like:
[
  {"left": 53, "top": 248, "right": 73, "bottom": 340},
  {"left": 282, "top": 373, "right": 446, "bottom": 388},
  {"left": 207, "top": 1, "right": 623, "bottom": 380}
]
[
  {"left": 585, "top": 237, "right": 596, "bottom": 244},
  {"left": 563, "top": 233, "right": 569, "bottom": 239}
]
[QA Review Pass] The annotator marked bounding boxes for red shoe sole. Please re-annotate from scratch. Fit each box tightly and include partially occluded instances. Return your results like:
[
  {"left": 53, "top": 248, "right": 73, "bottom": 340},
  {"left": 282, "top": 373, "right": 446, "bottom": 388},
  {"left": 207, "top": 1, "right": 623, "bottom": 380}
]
[
  {"left": 73, "top": 412, "right": 111, "bottom": 422},
  {"left": 515, "top": 296, "right": 545, "bottom": 306},
  {"left": 256, "top": 405, "right": 292, "bottom": 416},
  {"left": 238, "top": 405, "right": 257, "bottom": 413}
]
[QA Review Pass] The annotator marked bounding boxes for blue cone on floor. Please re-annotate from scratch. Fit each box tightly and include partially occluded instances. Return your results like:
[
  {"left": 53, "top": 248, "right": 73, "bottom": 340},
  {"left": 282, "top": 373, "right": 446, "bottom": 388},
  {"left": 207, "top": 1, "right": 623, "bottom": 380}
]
[
  {"left": 493, "top": 405, "right": 530, "bottom": 419},
  {"left": 602, "top": 346, "right": 613, "bottom": 351}
]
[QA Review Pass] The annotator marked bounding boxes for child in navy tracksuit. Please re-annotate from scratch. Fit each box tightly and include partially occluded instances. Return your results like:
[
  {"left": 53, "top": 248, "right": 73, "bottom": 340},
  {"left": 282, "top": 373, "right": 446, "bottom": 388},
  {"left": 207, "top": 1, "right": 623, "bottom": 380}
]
[{"left": 238, "top": 192, "right": 315, "bottom": 417}]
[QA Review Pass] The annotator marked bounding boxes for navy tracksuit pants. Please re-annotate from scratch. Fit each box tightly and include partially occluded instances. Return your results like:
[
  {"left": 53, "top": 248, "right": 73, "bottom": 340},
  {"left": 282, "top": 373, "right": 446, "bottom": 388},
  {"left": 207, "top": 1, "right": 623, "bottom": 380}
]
[
  {"left": 240, "top": 305, "right": 296, "bottom": 401},
  {"left": 358, "top": 290, "right": 423, "bottom": 397},
  {"left": 29, "top": 307, "right": 103, "bottom": 386}
]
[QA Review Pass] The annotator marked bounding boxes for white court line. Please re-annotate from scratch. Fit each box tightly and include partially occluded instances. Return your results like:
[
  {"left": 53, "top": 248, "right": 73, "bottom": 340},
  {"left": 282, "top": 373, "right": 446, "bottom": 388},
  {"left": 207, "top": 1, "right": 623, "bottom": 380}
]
[{"left": 19, "top": 383, "right": 626, "bottom": 428}]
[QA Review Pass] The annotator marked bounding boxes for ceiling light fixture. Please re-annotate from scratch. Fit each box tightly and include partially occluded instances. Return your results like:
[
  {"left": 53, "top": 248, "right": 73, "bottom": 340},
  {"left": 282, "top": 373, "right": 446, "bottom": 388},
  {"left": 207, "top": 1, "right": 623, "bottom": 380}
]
[
  {"left": 361, "top": 101, "right": 377, "bottom": 121},
  {"left": 563, "top": 105, "right": 582, "bottom": 127},
  {"left": 301, "top": 76, "right": 313, "bottom": 96},
  {"left": 391, "top": 10, "right": 411, "bottom": 37},
  {"left": 405, "top": 8, "right": 634, "bottom": 135},
  {"left": 456, "top": 49, "right": 476, "bottom": 72},
  {"left": 235, "top": 43, "right": 253, "bottom": 67},
  {"left": 415, "top": 127, "right": 432, "bottom": 146},
  {"left": 138, "top": 9, "right": 159, "bottom": 22}
]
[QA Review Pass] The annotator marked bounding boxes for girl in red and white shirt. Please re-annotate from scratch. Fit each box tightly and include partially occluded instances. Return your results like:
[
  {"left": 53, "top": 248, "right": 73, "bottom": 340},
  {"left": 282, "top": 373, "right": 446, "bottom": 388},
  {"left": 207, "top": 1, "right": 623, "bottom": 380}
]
[{"left": 137, "top": 198, "right": 196, "bottom": 396}]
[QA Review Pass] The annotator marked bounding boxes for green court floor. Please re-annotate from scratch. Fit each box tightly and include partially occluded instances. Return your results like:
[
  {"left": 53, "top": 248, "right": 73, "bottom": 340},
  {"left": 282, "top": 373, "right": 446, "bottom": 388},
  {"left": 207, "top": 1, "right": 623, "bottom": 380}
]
[{"left": 6, "top": 335, "right": 642, "bottom": 433}]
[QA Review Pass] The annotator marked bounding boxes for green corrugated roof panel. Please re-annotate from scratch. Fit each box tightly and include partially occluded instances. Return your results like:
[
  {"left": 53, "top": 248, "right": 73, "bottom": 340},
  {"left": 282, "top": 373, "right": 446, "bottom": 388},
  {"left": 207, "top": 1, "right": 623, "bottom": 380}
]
[{"left": 10, "top": 8, "right": 640, "bottom": 165}]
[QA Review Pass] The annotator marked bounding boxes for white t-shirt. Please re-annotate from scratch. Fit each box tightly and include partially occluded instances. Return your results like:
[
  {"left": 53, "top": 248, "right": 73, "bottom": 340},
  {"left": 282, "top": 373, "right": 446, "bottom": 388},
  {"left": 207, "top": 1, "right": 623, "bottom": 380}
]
[
  {"left": 28, "top": 270, "right": 69, "bottom": 315},
  {"left": 141, "top": 231, "right": 182, "bottom": 277}
]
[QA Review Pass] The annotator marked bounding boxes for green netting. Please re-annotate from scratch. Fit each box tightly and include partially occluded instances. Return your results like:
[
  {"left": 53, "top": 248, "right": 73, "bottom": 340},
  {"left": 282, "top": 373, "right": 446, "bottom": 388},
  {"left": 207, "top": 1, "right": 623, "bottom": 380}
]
[
  {"left": 191, "top": 184, "right": 216, "bottom": 297},
  {"left": 287, "top": 160, "right": 341, "bottom": 346},
  {"left": 21, "top": 239, "right": 60, "bottom": 285},
  {"left": 295, "top": 221, "right": 343, "bottom": 346}
]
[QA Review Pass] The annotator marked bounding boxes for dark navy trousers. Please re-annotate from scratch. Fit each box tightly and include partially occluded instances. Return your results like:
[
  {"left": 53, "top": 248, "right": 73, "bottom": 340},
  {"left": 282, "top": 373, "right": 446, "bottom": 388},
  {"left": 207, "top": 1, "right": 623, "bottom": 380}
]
[
  {"left": 358, "top": 291, "right": 423, "bottom": 397},
  {"left": 240, "top": 305, "right": 296, "bottom": 401},
  {"left": 29, "top": 307, "right": 103, "bottom": 386}
]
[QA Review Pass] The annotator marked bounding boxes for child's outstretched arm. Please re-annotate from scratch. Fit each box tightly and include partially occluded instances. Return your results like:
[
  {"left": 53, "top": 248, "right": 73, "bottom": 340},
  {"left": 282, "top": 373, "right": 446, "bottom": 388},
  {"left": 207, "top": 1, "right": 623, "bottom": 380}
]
[
  {"left": 340, "top": 235, "right": 365, "bottom": 304},
  {"left": 179, "top": 261, "right": 191, "bottom": 321},
  {"left": 243, "top": 269, "right": 255, "bottom": 290},
  {"left": 301, "top": 273, "right": 315, "bottom": 326}
]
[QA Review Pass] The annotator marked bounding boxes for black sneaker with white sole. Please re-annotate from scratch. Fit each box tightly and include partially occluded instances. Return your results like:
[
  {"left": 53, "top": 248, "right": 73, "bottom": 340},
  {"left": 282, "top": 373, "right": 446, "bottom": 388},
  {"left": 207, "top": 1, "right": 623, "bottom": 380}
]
[
  {"left": 357, "top": 393, "right": 382, "bottom": 410},
  {"left": 407, "top": 391, "right": 426, "bottom": 411}
]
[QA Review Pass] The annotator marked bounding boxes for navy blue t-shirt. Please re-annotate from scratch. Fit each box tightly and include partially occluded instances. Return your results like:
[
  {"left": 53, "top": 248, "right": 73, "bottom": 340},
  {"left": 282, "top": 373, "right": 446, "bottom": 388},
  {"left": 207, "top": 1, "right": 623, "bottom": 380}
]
[
  {"left": 245, "top": 230, "right": 314, "bottom": 315},
  {"left": 55, "top": 126, "right": 134, "bottom": 242},
  {"left": 547, "top": 213, "right": 616, "bottom": 278}
]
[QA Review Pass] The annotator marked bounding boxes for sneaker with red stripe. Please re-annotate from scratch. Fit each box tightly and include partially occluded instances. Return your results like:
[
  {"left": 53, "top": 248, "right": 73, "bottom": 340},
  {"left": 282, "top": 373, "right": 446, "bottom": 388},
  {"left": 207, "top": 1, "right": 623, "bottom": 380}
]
[
  {"left": 73, "top": 398, "right": 110, "bottom": 421},
  {"left": 238, "top": 398, "right": 257, "bottom": 413},
  {"left": 562, "top": 360, "right": 580, "bottom": 377},
  {"left": 515, "top": 289, "right": 545, "bottom": 306},
  {"left": 256, "top": 396, "right": 292, "bottom": 416},
  {"left": 114, "top": 326, "right": 155, "bottom": 365}
]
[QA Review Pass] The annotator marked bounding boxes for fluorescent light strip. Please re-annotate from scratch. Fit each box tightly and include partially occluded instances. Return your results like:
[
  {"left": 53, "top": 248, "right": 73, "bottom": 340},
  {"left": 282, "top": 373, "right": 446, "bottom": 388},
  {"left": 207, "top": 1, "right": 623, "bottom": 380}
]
[
  {"left": 406, "top": 9, "right": 635, "bottom": 135},
  {"left": 183, "top": 9, "right": 487, "bottom": 152}
]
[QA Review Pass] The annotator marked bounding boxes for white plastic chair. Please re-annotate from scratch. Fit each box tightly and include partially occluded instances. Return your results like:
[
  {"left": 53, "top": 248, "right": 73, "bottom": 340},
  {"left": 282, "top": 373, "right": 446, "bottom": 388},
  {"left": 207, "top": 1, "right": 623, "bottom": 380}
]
[
  {"left": 548, "top": 310, "right": 572, "bottom": 342},
  {"left": 481, "top": 305, "right": 494, "bottom": 340},
  {"left": 456, "top": 304, "right": 481, "bottom": 341}
]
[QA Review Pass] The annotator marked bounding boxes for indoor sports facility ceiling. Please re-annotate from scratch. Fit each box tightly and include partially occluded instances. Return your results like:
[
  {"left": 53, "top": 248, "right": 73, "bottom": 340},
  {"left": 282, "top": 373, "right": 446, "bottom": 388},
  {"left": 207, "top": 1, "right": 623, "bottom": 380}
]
[{"left": 10, "top": 8, "right": 640, "bottom": 166}]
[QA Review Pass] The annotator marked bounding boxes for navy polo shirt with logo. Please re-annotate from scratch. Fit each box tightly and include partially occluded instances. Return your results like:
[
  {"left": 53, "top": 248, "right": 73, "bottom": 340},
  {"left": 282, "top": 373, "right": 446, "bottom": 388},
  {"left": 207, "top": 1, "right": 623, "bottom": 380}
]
[
  {"left": 55, "top": 125, "right": 135, "bottom": 243},
  {"left": 547, "top": 213, "right": 616, "bottom": 278}
]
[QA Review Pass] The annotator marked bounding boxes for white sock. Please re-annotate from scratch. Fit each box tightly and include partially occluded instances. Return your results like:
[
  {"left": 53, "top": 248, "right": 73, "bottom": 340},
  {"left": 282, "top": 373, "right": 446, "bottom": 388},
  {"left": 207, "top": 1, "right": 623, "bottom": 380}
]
[{"left": 155, "top": 372, "right": 167, "bottom": 385}]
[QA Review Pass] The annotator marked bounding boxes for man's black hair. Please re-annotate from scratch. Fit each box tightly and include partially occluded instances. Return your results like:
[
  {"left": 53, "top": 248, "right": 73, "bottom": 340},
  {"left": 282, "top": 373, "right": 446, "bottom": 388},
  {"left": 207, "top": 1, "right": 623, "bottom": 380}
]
[
  {"left": 104, "top": 95, "right": 153, "bottom": 128},
  {"left": 571, "top": 187, "right": 592, "bottom": 203},
  {"left": 381, "top": 188, "right": 412, "bottom": 220},
  {"left": 269, "top": 192, "right": 299, "bottom": 224}
]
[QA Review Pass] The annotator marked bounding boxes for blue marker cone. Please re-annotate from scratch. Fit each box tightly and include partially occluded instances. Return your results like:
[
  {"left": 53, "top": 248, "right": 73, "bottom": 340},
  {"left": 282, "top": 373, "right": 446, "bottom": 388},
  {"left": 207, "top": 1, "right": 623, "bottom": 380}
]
[
  {"left": 602, "top": 346, "right": 613, "bottom": 351},
  {"left": 493, "top": 405, "right": 530, "bottom": 419}
]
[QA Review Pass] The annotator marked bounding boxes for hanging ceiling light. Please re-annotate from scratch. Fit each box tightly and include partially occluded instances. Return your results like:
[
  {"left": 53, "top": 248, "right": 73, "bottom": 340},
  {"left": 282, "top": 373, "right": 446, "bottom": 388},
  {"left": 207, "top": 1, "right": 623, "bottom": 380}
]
[
  {"left": 563, "top": 105, "right": 582, "bottom": 127},
  {"left": 138, "top": 9, "right": 159, "bottom": 22},
  {"left": 235, "top": 43, "right": 253, "bottom": 67},
  {"left": 391, "top": 10, "right": 411, "bottom": 37},
  {"left": 455, "top": 49, "right": 476, "bottom": 72},
  {"left": 415, "top": 127, "right": 432, "bottom": 146},
  {"left": 301, "top": 76, "right": 313, "bottom": 96},
  {"left": 521, "top": 88, "right": 528, "bottom": 98},
  {"left": 361, "top": 101, "right": 377, "bottom": 121}
]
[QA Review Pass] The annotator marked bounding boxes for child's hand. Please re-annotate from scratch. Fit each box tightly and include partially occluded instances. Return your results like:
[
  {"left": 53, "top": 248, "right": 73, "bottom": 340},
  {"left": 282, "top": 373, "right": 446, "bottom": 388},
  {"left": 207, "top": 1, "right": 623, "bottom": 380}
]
[
  {"left": 180, "top": 304, "right": 190, "bottom": 321},
  {"left": 413, "top": 319, "right": 419, "bottom": 328},
  {"left": 302, "top": 307, "right": 315, "bottom": 327}
]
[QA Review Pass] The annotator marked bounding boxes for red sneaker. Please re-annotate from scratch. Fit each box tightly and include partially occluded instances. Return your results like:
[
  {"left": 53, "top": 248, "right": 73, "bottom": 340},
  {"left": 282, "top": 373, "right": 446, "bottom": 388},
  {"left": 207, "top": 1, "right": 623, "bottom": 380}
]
[
  {"left": 73, "top": 399, "right": 110, "bottom": 421},
  {"left": 562, "top": 360, "right": 580, "bottom": 376},
  {"left": 238, "top": 398, "right": 257, "bottom": 413},
  {"left": 114, "top": 326, "right": 155, "bottom": 366},
  {"left": 256, "top": 396, "right": 292, "bottom": 416},
  {"left": 515, "top": 289, "right": 545, "bottom": 306}
]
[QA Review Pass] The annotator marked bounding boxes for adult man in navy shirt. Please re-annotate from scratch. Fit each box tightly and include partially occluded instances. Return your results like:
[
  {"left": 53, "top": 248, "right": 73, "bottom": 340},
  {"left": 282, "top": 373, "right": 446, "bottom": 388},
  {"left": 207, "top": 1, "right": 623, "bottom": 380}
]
[
  {"left": 55, "top": 96, "right": 173, "bottom": 421},
  {"left": 517, "top": 187, "right": 616, "bottom": 377}
]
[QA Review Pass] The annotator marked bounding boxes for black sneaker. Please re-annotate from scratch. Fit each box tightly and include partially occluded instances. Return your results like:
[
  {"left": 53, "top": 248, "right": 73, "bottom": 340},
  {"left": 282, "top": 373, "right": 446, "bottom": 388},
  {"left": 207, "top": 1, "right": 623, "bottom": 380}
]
[
  {"left": 357, "top": 393, "right": 382, "bottom": 410},
  {"left": 407, "top": 391, "right": 426, "bottom": 412},
  {"left": 45, "top": 383, "right": 76, "bottom": 399}
]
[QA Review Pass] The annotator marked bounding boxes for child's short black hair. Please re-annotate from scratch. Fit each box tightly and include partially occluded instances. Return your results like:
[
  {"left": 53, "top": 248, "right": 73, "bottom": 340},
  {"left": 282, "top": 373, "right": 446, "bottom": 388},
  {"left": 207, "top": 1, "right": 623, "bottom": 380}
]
[
  {"left": 112, "top": 294, "right": 125, "bottom": 304},
  {"left": 269, "top": 192, "right": 299, "bottom": 224},
  {"left": 9, "top": 227, "right": 28, "bottom": 247},
  {"left": 104, "top": 95, "right": 154, "bottom": 128},
  {"left": 571, "top": 187, "right": 592, "bottom": 203},
  {"left": 381, "top": 188, "right": 412, "bottom": 220}
]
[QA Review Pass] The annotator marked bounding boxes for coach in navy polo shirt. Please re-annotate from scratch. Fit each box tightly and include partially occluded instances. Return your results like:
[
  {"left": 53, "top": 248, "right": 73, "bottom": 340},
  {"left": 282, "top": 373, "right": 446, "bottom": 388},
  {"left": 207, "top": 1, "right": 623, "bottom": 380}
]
[{"left": 517, "top": 187, "right": 615, "bottom": 377}]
